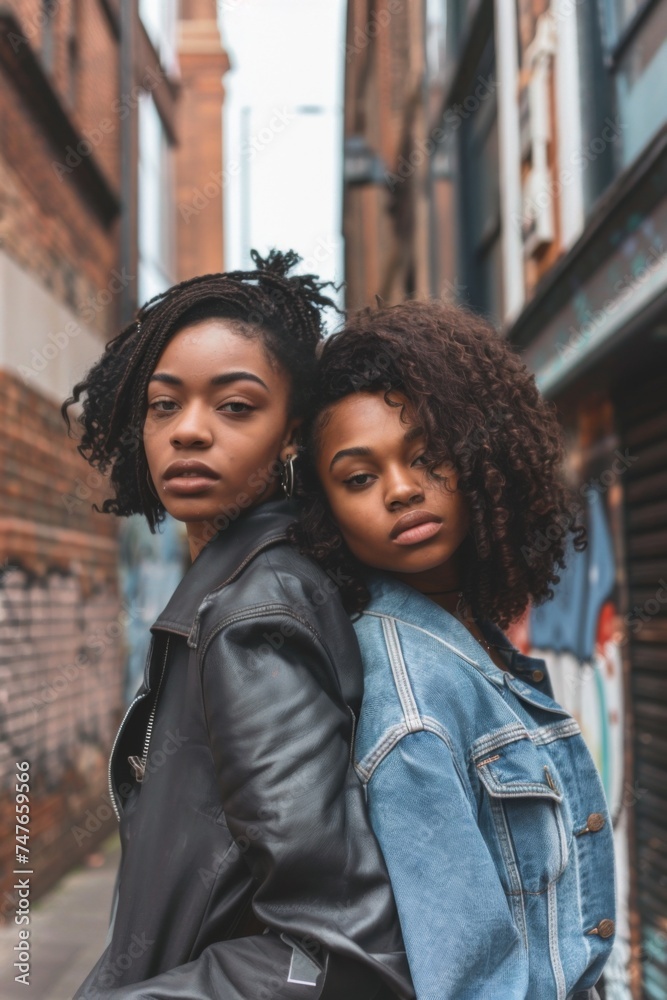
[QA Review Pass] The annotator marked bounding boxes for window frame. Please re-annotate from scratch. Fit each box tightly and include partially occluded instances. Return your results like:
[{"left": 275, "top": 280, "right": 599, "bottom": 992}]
[{"left": 599, "top": 0, "right": 662, "bottom": 67}]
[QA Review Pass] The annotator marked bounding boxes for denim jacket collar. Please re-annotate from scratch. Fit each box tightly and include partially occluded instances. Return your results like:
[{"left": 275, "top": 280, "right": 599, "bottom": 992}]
[{"left": 364, "top": 571, "right": 554, "bottom": 701}]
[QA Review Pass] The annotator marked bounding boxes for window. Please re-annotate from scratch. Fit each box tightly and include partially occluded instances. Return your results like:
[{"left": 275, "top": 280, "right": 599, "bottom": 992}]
[
  {"left": 459, "top": 41, "right": 504, "bottom": 324},
  {"left": 138, "top": 93, "right": 176, "bottom": 302},
  {"left": 426, "top": 0, "right": 448, "bottom": 81},
  {"left": 67, "top": 0, "right": 79, "bottom": 108},
  {"left": 601, "top": 0, "right": 667, "bottom": 167},
  {"left": 445, "top": 0, "right": 482, "bottom": 57},
  {"left": 139, "top": 0, "right": 177, "bottom": 75},
  {"left": 41, "top": 0, "right": 55, "bottom": 74},
  {"left": 575, "top": 0, "right": 616, "bottom": 212}
]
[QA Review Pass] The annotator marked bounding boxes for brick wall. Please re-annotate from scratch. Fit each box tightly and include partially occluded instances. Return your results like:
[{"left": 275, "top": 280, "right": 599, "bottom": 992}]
[
  {"left": 0, "top": 0, "right": 120, "bottom": 339},
  {"left": 344, "top": 0, "right": 429, "bottom": 308},
  {"left": 0, "top": 370, "right": 124, "bottom": 916},
  {"left": 175, "top": 2, "right": 228, "bottom": 281}
]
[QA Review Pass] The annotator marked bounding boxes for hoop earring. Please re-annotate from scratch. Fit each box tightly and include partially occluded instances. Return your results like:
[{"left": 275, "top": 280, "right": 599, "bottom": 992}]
[
  {"left": 146, "top": 469, "right": 161, "bottom": 502},
  {"left": 280, "top": 454, "right": 296, "bottom": 499}
]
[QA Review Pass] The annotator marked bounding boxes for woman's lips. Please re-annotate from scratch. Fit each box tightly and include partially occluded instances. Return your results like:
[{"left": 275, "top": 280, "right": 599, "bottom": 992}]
[
  {"left": 390, "top": 510, "right": 443, "bottom": 545},
  {"left": 162, "top": 461, "right": 220, "bottom": 496},
  {"left": 391, "top": 520, "right": 442, "bottom": 545},
  {"left": 162, "top": 475, "right": 219, "bottom": 496}
]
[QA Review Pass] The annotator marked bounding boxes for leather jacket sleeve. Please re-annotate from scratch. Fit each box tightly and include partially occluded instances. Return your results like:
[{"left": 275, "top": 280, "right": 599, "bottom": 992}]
[{"left": 81, "top": 604, "right": 413, "bottom": 1000}]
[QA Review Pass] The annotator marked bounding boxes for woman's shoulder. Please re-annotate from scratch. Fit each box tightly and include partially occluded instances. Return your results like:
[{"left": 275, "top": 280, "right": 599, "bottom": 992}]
[
  {"left": 195, "top": 538, "right": 357, "bottom": 659},
  {"left": 202, "top": 538, "right": 347, "bottom": 616}
]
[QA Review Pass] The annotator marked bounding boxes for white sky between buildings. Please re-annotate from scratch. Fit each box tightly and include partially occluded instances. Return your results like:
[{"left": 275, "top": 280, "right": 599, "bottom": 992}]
[{"left": 220, "top": 0, "right": 346, "bottom": 322}]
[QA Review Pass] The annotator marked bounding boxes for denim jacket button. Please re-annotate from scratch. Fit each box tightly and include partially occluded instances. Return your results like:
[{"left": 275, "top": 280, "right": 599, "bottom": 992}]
[
  {"left": 588, "top": 919, "right": 615, "bottom": 939},
  {"left": 587, "top": 812, "right": 606, "bottom": 832},
  {"left": 531, "top": 669, "right": 545, "bottom": 682}
]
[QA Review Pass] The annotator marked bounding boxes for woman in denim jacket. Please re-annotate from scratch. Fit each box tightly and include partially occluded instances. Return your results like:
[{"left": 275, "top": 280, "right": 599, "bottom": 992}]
[{"left": 293, "top": 300, "right": 616, "bottom": 1000}]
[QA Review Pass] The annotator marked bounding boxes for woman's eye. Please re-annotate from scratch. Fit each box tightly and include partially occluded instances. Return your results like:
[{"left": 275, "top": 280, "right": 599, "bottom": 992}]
[
  {"left": 220, "top": 401, "right": 254, "bottom": 413},
  {"left": 412, "top": 453, "right": 430, "bottom": 467},
  {"left": 342, "top": 473, "right": 374, "bottom": 487},
  {"left": 148, "top": 399, "right": 178, "bottom": 414}
]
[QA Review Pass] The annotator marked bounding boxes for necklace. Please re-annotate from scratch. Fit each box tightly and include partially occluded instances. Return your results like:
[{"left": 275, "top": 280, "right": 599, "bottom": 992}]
[
  {"left": 465, "top": 621, "right": 502, "bottom": 657},
  {"left": 423, "top": 586, "right": 462, "bottom": 596},
  {"left": 448, "top": 594, "right": 503, "bottom": 658},
  {"left": 423, "top": 589, "right": 502, "bottom": 657}
]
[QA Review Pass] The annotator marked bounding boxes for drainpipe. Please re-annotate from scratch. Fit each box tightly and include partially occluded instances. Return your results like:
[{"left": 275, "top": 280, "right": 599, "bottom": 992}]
[{"left": 119, "top": 0, "right": 135, "bottom": 324}]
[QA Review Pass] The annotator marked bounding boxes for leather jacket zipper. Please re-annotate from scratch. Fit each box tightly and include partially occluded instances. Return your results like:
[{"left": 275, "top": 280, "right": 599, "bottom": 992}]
[
  {"left": 128, "top": 636, "right": 170, "bottom": 784},
  {"left": 108, "top": 636, "right": 170, "bottom": 821},
  {"left": 108, "top": 691, "right": 147, "bottom": 822}
]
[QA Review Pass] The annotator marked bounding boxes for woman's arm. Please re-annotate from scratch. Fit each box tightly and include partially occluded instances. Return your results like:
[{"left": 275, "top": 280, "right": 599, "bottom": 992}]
[
  {"left": 78, "top": 607, "right": 413, "bottom": 1000},
  {"left": 367, "top": 730, "right": 526, "bottom": 1000}
]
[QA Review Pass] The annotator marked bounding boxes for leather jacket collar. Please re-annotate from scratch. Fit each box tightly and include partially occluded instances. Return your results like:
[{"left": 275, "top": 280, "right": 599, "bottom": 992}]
[{"left": 151, "top": 498, "right": 297, "bottom": 643}]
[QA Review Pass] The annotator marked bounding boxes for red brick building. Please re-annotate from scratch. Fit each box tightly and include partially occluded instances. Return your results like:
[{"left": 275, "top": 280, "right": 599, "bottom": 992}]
[
  {"left": 176, "top": 0, "right": 229, "bottom": 280},
  {"left": 343, "top": 0, "right": 430, "bottom": 309},
  {"left": 0, "top": 0, "right": 226, "bottom": 915}
]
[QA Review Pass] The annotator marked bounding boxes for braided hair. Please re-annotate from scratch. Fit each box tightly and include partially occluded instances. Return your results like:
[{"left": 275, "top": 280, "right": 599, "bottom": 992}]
[{"left": 62, "top": 249, "right": 338, "bottom": 530}]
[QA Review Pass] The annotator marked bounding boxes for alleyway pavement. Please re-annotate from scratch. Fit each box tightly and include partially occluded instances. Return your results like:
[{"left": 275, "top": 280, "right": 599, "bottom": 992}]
[{"left": 0, "top": 835, "right": 120, "bottom": 999}]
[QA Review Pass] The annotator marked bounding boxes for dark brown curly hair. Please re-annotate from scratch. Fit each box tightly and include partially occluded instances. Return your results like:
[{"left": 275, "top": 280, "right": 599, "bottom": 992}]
[
  {"left": 291, "top": 299, "right": 586, "bottom": 628},
  {"left": 62, "top": 249, "right": 338, "bottom": 531}
]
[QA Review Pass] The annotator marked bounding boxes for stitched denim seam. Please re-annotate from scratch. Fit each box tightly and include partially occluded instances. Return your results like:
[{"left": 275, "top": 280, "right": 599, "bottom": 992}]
[
  {"left": 480, "top": 776, "right": 562, "bottom": 798},
  {"left": 470, "top": 719, "right": 581, "bottom": 763},
  {"left": 530, "top": 719, "right": 581, "bottom": 745},
  {"left": 356, "top": 722, "right": 477, "bottom": 815},
  {"left": 362, "top": 611, "right": 483, "bottom": 670},
  {"left": 420, "top": 717, "right": 476, "bottom": 810},
  {"left": 491, "top": 797, "right": 528, "bottom": 949},
  {"left": 382, "top": 617, "right": 422, "bottom": 733},
  {"left": 355, "top": 722, "right": 418, "bottom": 783},
  {"left": 470, "top": 723, "right": 528, "bottom": 759},
  {"left": 548, "top": 881, "right": 567, "bottom": 999}
]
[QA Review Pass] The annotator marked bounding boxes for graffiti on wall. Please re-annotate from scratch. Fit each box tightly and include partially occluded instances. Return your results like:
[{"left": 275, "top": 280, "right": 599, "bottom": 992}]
[{"left": 519, "top": 491, "right": 632, "bottom": 999}]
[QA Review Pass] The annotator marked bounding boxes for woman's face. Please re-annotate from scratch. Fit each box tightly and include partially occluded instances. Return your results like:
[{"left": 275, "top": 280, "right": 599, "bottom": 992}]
[
  {"left": 143, "top": 320, "right": 298, "bottom": 555},
  {"left": 315, "top": 391, "right": 470, "bottom": 586}
]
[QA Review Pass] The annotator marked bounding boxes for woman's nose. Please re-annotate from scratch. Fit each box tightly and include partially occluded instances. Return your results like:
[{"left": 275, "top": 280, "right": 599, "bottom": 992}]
[
  {"left": 169, "top": 405, "right": 214, "bottom": 449},
  {"left": 384, "top": 467, "right": 424, "bottom": 510}
]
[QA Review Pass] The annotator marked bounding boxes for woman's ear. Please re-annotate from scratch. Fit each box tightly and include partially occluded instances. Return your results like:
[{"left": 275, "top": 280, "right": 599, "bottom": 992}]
[{"left": 279, "top": 418, "right": 302, "bottom": 463}]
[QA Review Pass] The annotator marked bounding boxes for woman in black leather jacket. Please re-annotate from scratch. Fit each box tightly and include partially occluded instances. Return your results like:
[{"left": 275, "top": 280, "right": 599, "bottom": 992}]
[{"left": 62, "top": 251, "right": 414, "bottom": 1000}]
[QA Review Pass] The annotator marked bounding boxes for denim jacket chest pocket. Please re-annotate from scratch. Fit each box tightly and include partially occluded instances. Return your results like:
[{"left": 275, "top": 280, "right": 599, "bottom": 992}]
[{"left": 472, "top": 731, "right": 572, "bottom": 896}]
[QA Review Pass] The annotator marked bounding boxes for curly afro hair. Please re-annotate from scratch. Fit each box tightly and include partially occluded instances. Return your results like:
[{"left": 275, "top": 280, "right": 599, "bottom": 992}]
[
  {"left": 62, "top": 249, "right": 338, "bottom": 531},
  {"left": 291, "top": 298, "right": 586, "bottom": 628}
]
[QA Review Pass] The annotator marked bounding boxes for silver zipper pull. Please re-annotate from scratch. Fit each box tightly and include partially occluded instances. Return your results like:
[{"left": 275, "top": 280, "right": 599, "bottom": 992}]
[{"left": 128, "top": 755, "right": 145, "bottom": 783}]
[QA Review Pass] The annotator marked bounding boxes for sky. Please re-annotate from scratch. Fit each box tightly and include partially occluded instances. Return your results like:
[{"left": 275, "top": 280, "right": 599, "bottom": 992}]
[{"left": 220, "top": 0, "right": 346, "bottom": 317}]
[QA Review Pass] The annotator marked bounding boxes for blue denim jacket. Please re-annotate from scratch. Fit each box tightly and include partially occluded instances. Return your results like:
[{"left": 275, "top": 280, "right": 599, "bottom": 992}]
[{"left": 353, "top": 574, "right": 615, "bottom": 1000}]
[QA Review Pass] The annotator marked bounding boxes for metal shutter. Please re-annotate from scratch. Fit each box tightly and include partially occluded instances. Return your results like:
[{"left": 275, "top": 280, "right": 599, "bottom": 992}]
[{"left": 618, "top": 369, "right": 667, "bottom": 999}]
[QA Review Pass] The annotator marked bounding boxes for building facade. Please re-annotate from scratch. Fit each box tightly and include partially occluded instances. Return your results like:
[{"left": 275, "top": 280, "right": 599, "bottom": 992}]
[
  {"left": 0, "top": 0, "right": 226, "bottom": 915},
  {"left": 343, "top": 0, "right": 667, "bottom": 995}
]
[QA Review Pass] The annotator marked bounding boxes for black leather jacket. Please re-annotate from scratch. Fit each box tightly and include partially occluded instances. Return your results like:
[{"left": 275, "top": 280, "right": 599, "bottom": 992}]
[{"left": 75, "top": 499, "right": 415, "bottom": 999}]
